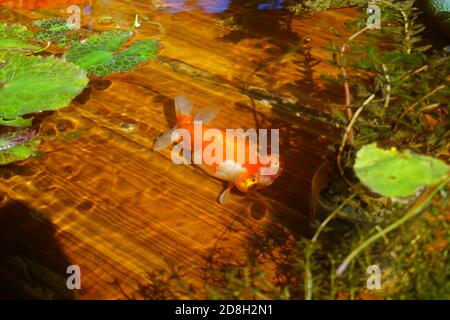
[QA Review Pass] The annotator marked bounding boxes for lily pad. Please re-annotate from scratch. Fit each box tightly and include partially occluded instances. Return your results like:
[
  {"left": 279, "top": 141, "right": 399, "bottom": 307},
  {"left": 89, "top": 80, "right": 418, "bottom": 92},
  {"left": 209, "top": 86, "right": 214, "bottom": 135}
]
[
  {"left": 0, "top": 117, "right": 33, "bottom": 127},
  {"left": 0, "top": 23, "right": 43, "bottom": 63},
  {"left": 0, "top": 55, "right": 89, "bottom": 122},
  {"left": 354, "top": 144, "right": 450, "bottom": 198},
  {"left": 64, "top": 30, "right": 161, "bottom": 76},
  {"left": 33, "top": 18, "right": 81, "bottom": 48},
  {"left": 0, "top": 129, "right": 40, "bottom": 165}
]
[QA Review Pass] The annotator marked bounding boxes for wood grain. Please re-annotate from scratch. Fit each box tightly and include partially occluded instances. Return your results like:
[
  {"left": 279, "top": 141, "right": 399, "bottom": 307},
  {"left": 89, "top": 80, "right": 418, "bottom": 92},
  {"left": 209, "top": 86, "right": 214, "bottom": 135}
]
[{"left": 0, "top": 1, "right": 358, "bottom": 299}]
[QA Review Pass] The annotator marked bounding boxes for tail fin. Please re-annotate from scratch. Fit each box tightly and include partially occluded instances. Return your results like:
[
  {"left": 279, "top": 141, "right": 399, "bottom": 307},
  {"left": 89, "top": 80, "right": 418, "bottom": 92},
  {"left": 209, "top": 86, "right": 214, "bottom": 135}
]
[
  {"left": 175, "top": 96, "right": 193, "bottom": 124},
  {"left": 153, "top": 96, "right": 192, "bottom": 151}
]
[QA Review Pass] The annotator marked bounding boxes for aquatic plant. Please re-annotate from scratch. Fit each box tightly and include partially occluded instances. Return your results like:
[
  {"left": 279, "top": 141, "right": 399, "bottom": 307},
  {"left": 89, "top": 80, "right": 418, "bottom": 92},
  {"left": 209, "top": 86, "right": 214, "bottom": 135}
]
[
  {"left": 174, "top": 0, "right": 449, "bottom": 301},
  {"left": 0, "top": 55, "right": 88, "bottom": 126},
  {"left": 0, "top": 18, "right": 161, "bottom": 165},
  {"left": 354, "top": 144, "right": 449, "bottom": 198},
  {"left": 33, "top": 18, "right": 82, "bottom": 48},
  {"left": 287, "top": 0, "right": 364, "bottom": 14},
  {"left": 0, "top": 129, "right": 40, "bottom": 165},
  {"left": 287, "top": 0, "right": 450, "bottom": 299},
  {"left": 0, "top": 22, "right": 43, "bottom": 63},
  {"left": 0, "top": 20, "right": 90, "bottom": 165},
  {"left": 206, "top": 264, "right": 291, "bottom": 300},
  {"left": 64, "top": 30, "right": 161, "bottom": 76}
]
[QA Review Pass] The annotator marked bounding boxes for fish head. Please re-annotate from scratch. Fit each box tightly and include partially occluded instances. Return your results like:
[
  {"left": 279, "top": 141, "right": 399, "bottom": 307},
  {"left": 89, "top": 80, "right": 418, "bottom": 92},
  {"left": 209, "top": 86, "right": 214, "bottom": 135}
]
[
  {"left": 235, "top": 154, "right": 282, "bottom": 193},
  {"left": 235, "top": 172, "right": 259, "bottom": 193}
]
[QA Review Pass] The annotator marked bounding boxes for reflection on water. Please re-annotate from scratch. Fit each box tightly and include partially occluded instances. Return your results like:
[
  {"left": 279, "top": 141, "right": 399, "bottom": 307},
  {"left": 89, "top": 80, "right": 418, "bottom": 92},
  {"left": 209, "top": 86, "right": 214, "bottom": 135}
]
[
  {"left": 0, "top": 0, "right": 282, "bottom": 12},
  {"left": 165, "top": 0, "right": 231, "bottom": 13},
  {"left": 163, "top": 0, "right": 284, "bottom": 13},
  {"left": 0, "top": 0, "right": 339, "bottom": 299},
  {"left": 0, "top": 0, "right": 91, "bottom": 9},
  {"left": 0, "top": 0, "right": 286, "bottom": 15},
  {"left": 257, "top": 0, "right": 284, "bottom": 10}
]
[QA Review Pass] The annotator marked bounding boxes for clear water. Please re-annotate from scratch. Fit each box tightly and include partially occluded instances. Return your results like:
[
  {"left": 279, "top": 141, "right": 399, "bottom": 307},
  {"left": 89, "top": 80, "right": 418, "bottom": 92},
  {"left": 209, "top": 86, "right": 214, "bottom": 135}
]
[{"left": 0, "top": 0, "right": 374, "bottom": 299}]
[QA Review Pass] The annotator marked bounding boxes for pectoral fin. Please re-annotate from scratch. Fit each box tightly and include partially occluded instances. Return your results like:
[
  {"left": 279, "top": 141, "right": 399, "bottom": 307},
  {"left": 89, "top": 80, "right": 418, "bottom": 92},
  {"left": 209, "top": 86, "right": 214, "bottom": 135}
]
[
  {"left": 219, "top": 182, "right": 234, "bottom": 204},
  {"left": 152, "top": 126, "right": 176, "bottom": 151}
]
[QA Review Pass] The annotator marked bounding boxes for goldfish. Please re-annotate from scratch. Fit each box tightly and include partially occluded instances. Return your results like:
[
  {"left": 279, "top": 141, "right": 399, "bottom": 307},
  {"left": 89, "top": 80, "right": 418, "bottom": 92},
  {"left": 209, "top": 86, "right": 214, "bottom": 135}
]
[{"left": 153, "top": 96, "right": 282, "bottom": 204}]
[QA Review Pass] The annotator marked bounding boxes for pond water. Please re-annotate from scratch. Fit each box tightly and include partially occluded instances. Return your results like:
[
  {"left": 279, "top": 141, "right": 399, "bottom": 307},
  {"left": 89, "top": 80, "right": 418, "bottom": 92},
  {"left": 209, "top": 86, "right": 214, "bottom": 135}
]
[{"left": 2, "top": 0, "right": 444, "bottom": 300}]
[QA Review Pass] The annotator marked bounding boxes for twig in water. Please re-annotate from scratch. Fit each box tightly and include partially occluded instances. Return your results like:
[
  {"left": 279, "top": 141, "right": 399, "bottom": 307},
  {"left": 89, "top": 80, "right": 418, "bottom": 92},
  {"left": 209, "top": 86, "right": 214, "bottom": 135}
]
[
  {"left": 339, "top": 26, "right": 369, "bottom": 137},
  {"left": 394, "top": 77, "right": 449, "bottom": 131},
  {"left": 381, "top": 64, "right": 391, "bottom": 115},
  {"left": 337, "top": 93, "right": 376, "bottom": 189},
  {"left": 336, "top": 175, "right": 450, "bottom": 276},
  {"left": 312, "top": 194, "right": 358, "bottom": 243},
  {"left": 305, "top": 194, "right": 357, "bottom": 300}
]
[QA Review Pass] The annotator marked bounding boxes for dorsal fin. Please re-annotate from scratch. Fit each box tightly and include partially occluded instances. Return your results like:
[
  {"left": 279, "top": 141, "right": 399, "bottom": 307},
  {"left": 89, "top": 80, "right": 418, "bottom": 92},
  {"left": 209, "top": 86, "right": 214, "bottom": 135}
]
[
  {"left": 193, "top": 107, "right": 219, "bottom": 125},
  {"left": 175, "top": 96, "right": 192, "bottom": 117}
]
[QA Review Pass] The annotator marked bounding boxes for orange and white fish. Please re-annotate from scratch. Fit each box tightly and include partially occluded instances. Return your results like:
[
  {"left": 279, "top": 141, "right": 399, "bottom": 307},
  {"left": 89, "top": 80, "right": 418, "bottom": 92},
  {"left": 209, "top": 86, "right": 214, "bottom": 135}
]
[{"left": 153, "top": 96, "right": 282, "bottom": 204}]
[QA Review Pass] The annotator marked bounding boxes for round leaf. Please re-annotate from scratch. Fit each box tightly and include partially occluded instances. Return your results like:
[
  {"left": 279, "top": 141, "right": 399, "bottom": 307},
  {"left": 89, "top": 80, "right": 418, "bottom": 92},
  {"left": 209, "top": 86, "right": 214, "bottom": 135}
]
[
  {"left": 64, "top": 30, "right": 161, "bottom": 76},
  {"left": 354, "top": 144, "right": 450, "bottom": 198},
  {"left": 0, "top": 23, "right": 43, "bottom": 62},
  {"left": 0, "top": 55, "right": 89, "bottom": 119}
]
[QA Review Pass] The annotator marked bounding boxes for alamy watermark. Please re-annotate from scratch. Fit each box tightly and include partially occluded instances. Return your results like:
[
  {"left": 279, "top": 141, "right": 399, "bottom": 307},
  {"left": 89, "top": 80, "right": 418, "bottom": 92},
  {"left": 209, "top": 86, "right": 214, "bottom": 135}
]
[
  {"left": 170, "top": 121, "right": 280, "bottom": 176},
  {"left": 66, "top": 264, "right": 81, "bottom": 290},
  {"left": 367, "top": 1, "right": 381, "bottom": 29},
  {"left": 66, "top": 5, "right": 81, "bottom": 30},
  {"left": 366, "top": 265, "right": 382, "bottom": 290}
]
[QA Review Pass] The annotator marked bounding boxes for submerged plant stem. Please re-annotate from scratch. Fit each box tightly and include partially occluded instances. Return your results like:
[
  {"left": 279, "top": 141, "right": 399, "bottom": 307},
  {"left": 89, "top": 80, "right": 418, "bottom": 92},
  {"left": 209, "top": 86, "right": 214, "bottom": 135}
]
[
  {"left": 394, "top": 76, "right": 450, "bottom": 131},
  {"left": 30, "top": 41, "right": 50, "bottom": 55},
  {"left": 381, "top": 64, "right": 391, "bottom": 115},
  {"left": 337, "top": 93, "right": 376, "bottom": 189},
  {"left": 312, "top": 194, "right": 357, "bottom": 243},
  {"left": 336, "top": 175, "right": 450, "bottom": 276},
  {"left": 305, "top": 194, "right": 357, "bottom": 300},
  {"left": 340, "top": 25, "right": 369, "bottom": 133}
]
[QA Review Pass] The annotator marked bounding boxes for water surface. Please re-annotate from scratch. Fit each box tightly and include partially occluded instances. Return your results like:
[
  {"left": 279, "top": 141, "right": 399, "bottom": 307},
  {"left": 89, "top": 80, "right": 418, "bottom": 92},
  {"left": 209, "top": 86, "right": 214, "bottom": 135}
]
[{"left": 0, "top": 0, "right": 353, "bottom": 299}]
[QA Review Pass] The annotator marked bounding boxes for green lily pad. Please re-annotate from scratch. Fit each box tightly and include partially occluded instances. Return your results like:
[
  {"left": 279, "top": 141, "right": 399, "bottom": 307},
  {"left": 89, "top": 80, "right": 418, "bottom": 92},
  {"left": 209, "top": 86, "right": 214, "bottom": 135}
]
[
  {"left": 33, "top": 18, "right": 70, "bottom": 31},
  {"left": 64, "top": 30, "right": 161, "bottom": 76},
  {"left": 33, "top": 18, "right": 81, "bottom": 48},
  {"left": 0, "top": 23, "right": 43, "bottom": 63},
  {"left": 0, "top": 55, "right": 89, "bottom": 121},
  {"left": 354, "top": 144, "right": 450, "bottom": 198},
  {"left": 0, "top": 116, "right": 33, "bottom": 127}
]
